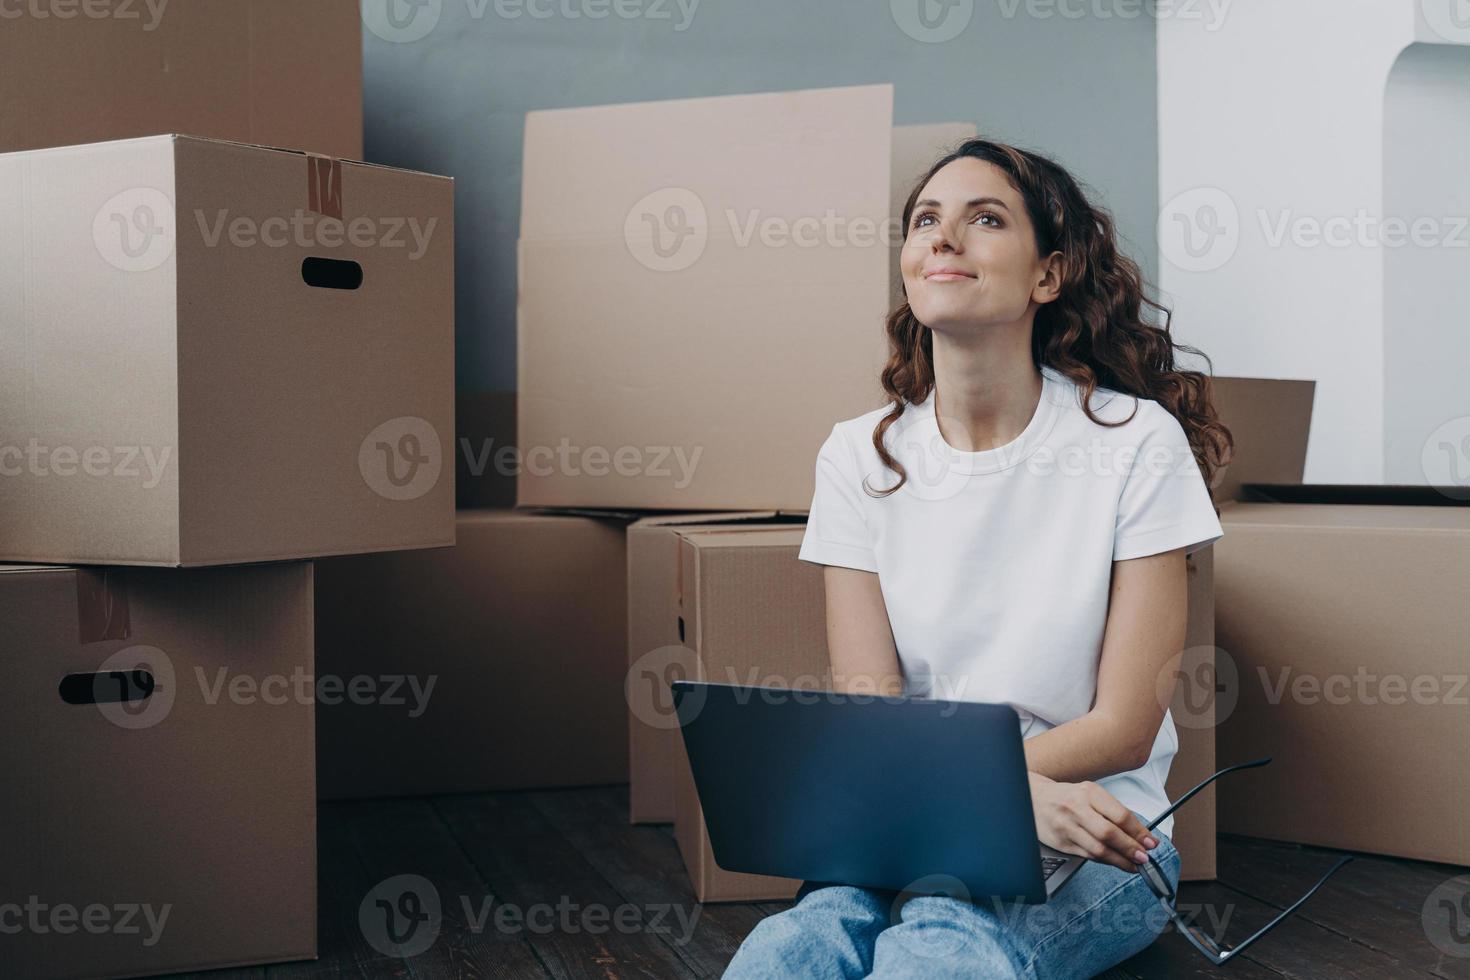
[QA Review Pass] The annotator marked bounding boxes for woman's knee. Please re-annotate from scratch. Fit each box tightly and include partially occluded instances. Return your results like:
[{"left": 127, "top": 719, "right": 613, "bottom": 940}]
[
  {"left": 724, "top": 885, "right": 893, "bottom": 979},
  {"left": 869, "top": 895, "right": 1024, "bottom": 978}
]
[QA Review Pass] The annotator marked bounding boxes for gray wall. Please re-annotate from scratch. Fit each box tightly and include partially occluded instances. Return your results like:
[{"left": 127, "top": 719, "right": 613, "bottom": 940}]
[{"left": 363, "top": 0, "right": 1159, "bottom": 395}]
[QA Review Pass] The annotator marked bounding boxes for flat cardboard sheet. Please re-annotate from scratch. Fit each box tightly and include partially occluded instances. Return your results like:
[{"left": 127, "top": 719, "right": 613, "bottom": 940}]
[{"left": 518, "top": 84, "right": 894, "bottom": 510}]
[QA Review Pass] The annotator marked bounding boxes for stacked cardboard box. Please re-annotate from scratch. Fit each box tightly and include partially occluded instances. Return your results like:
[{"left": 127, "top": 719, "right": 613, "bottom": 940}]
[
  {"left": 516, "top": 84, "right": 895, "bottom": 511},
  {"left": 0, "top": 0, "right": 362, "bottom": 158},
  {"left": 1205, "top": 384, "right": 1470, "bottom": 864},
  {"left": 314, "top": 509, "right": 632, "bottom": 799},
  {"left": 1, "top": 563, "right": 318, "bottom": 979},
  {"left": 0, "top": 10, "right": 457, "bottom": 977}
]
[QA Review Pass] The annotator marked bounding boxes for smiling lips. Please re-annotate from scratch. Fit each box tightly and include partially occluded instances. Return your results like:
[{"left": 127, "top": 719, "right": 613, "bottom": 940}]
[{"left": 924, "top": 267, "right": 977, "bottom": 282}]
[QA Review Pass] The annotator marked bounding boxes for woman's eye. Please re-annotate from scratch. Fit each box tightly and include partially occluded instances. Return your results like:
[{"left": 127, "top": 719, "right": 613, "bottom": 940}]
[
  {"left": 912, "top": 212, "right": 936, "bottom": 229},
  {"left": 975, "top": 211, "right": 1003, "bottom": 228}
]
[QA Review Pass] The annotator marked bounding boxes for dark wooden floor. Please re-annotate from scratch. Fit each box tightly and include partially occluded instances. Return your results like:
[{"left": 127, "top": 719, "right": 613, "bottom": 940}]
[{"left": 164, "top": 785, "right": 1470, "bottom": 979}]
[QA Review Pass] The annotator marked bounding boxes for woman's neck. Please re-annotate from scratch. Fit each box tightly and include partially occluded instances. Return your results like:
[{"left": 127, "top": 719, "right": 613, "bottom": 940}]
[{"left": 929, "top": 319, "right": 1042, "bottom": 454}]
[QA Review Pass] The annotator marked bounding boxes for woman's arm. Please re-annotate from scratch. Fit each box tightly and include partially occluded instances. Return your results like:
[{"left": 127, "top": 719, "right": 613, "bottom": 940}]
[
  {"left": 821, "top": 565, "right": 904, "bottom": 696},
  {"left": 1021, "top": 547, "right": 1186, "bottom": 871},
  {"left": 1023, "top": 546, "right": 1189, "bottom": 782},
  {"left": 819, "top": 553, "right": 1181, "bottom": 872}
]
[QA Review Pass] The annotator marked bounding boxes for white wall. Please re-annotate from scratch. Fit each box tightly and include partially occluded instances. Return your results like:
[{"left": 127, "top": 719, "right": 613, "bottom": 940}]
[
  {"left": 1158, "top": 0, "right": 1469, "bottom": 484},
  {"left": 1384, "top": 42, "right": 1470, "bottom": 486}
]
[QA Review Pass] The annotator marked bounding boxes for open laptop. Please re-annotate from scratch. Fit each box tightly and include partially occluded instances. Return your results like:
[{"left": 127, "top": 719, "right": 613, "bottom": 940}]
[{"left": 671, "top": 680, "right": 1085, "bottom": 904}]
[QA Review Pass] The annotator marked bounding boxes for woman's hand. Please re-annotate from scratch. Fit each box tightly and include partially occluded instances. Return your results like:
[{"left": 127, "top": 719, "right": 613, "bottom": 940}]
[{"left": 1028, "top": 772, "right": 1158, "bottom": 873}]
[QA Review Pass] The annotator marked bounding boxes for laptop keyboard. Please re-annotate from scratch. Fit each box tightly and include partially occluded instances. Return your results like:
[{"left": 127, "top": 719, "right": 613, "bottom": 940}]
[{"left": 1041, "top": 855, "right": 1068, "bottom": 879}]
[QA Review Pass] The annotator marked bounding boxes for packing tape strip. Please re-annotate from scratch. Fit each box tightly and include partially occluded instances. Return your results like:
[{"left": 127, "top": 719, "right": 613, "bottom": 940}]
[
  {"left": 76, "top": 569, "right": 131, "bottom": 644},
  {"left": 306, "top": 154, "right": 344, "bottom": 220}
]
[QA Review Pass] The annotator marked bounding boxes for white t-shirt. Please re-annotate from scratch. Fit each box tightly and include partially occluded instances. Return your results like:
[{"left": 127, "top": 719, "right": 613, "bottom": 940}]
[{"left": 797, "top": 365, "right": 1223, "bottom": 839}]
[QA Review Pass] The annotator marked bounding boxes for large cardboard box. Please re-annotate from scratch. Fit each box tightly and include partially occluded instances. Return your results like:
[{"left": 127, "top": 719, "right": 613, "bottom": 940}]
[
  {"left": 1215, "top": 490, "right": 1470, "bottom": 864},
  {"left": 1, "top": 561, "right": 315, "bottom": 979},
  {"left": 0, "top": 135, "right": 454, "bottom": 566},
  {"left": 517, "top": 84, "right": 894, "bottom": 511},
  {"left": 315, "top": 509, "right": 631, "bottom": 799},
  {"left": 1168, "top": 546, "right": 1217, "bottom": 881},
  {"left": 0, "top": 0, "right": 362, "bottom": 159}
]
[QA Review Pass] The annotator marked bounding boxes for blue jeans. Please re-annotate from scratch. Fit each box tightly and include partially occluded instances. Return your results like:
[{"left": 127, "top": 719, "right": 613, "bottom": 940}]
[{"left": 723, "top": 828, "right": 1180, "bottom": 979}]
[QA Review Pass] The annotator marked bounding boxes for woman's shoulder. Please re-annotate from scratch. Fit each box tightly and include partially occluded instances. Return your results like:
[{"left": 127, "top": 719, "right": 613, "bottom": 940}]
[
  {"left": 825, "top": 400, "right": 900, "bottom": 443},
  {"left": 1044, "top": 367, "right": 1180, "bottom": 437},
  {"left": 816, "top": 401, "right": 905, "bottom": 474}
]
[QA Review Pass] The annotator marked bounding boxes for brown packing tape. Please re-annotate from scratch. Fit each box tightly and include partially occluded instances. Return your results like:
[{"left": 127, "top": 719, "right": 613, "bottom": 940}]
[
  {"left": 307, "top": 154, "right": 343, "bottom": 219},
  {"left": 76, "top": 569, "right": 130, "bottom": 644}
]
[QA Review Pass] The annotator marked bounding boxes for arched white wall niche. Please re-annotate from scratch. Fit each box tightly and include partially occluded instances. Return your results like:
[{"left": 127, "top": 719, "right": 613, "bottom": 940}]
[
  {"left": 1158, "top": 1, "right": 1470, "bottom": 484},
  {"left": 1383, "top": 41, "right": 1470, "bottom": 486}
]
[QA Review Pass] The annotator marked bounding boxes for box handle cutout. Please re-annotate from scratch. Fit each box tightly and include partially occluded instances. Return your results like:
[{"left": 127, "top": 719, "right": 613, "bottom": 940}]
[
  {"left": 302, "top": 257, "right": 363, "bottom": 290},
  {"left": 58, "top": 669, "right": 156, "bottom": 706}
]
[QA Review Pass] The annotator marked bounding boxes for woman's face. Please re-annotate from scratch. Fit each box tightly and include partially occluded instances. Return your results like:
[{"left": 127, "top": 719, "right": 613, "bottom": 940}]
[{"left": 899, "top": 157, "right": 1059, "bottom": 335}]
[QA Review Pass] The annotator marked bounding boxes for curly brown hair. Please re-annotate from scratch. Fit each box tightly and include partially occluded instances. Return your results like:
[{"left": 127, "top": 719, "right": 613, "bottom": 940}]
[{"left": 869, "top": 138, "right": 1233, "bottom": 498}]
